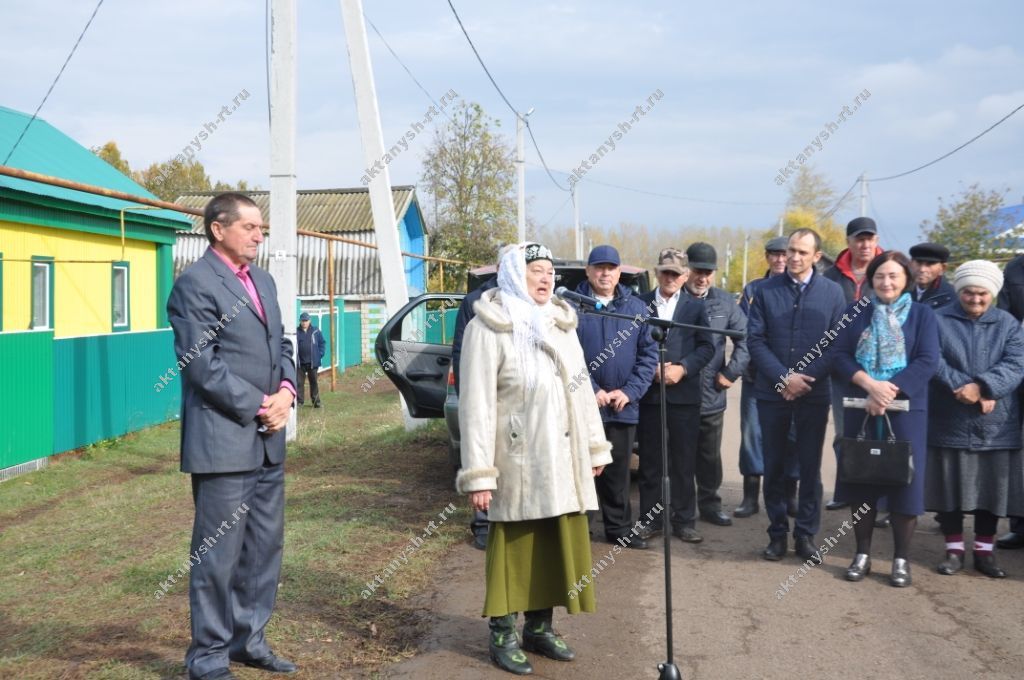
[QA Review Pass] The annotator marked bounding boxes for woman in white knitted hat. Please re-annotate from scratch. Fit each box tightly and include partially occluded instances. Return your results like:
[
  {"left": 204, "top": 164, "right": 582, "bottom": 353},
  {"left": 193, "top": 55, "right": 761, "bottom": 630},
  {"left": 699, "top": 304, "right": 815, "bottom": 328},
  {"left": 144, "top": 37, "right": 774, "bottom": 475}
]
[
  {"left": 457, "top": 242, "right": 613, "bottom": 675},
  {"left": 925, "top": 259, "right": 1024, "bottom": 578}
]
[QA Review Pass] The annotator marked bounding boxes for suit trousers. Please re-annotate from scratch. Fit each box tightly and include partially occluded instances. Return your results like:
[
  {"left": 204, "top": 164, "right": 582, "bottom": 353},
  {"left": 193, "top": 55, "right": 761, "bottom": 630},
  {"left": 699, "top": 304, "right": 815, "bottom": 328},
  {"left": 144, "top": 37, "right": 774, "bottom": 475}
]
[
  {"left": 594, "top": 422, "right": 636, "bottom": 539},
  {"left": 758, "top": 399, "right": 829, "bottom": 539},
  {"left": 296, "top": 363, "right": 320, "bottom": 405},
  {"left": 186, "top": 458, "right": 285, "bottom": 676},
  {"left": 638, "top": 403, "right": 701, "bottom": 530},
  {"left": 696, "top": 410, "right": 725, "bottom": 514},
  {"left": 739, "top": 380, "right": 800, "bottom": 479}
]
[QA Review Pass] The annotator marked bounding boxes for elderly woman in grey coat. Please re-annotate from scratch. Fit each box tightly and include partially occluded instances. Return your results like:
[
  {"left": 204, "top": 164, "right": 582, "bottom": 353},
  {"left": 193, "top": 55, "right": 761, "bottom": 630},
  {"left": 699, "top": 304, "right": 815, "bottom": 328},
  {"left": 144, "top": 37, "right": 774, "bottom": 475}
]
[
  {"left": 926, "top": 260, "right": 1024, "bottom": 578},
  {"left": 457, "top": 242, "right": 613, "bottom": 675}
]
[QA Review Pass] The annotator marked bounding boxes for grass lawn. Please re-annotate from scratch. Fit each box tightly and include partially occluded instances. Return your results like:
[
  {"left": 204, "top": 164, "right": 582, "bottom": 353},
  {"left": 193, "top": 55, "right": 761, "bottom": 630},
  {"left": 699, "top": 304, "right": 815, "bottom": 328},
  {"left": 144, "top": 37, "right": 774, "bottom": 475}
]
[{"left": 0, "top": 366, "right": 468, "bottom": 679}]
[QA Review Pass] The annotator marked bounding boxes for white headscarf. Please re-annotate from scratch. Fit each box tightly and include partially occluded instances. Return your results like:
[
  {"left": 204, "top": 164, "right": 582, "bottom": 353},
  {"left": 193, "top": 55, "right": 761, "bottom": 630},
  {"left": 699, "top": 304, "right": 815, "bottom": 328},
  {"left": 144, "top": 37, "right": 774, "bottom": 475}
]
[{"left": 497, "top": 242, "right": 555, "bottom": 389}]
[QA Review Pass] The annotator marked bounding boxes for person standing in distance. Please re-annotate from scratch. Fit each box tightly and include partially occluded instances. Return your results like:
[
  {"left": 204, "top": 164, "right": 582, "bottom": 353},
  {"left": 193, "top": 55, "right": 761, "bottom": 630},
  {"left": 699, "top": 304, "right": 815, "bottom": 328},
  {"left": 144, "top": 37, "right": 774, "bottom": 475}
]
[
  {"left": 168, "top": 193, "right": 298, "bottom": 680},
  {"left": 295, "top": 312, "right": 325, "bottom": 408}
]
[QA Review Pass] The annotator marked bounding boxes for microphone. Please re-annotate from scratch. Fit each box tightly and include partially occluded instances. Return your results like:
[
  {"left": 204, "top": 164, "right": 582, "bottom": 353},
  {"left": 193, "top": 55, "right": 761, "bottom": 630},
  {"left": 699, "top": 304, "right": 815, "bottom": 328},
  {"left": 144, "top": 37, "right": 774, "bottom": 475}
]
[{"left": 555, "top": 286, "right": 605, "bottom": 310}]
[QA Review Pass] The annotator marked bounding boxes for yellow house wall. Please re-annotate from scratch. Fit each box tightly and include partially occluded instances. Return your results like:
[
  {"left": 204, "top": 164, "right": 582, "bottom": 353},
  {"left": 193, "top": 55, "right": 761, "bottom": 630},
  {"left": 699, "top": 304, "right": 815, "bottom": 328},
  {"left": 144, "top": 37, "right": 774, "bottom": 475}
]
[{"left": 1, "top": 221, "right": 157, "bottom": 337}]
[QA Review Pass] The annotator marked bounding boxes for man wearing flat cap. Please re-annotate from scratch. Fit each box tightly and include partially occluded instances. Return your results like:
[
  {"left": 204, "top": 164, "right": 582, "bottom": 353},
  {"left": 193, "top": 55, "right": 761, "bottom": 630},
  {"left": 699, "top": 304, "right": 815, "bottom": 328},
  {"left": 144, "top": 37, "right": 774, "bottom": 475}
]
[
  {"left": 296, "top": 312, "right": 325, "bottom": 408},
  {"left": 909, "top": 242, "right": 955, "bottom": 309},
  {"left": 575, "top": 245, "right": 659, "bottom": 548}
]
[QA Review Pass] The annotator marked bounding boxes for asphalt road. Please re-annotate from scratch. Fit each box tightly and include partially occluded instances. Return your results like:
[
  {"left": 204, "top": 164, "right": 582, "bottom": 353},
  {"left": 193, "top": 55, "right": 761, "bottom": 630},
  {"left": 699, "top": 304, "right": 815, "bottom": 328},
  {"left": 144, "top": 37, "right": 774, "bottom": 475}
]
[{"left": 385, "top": 385, "right": 1024, "bottom": 679}]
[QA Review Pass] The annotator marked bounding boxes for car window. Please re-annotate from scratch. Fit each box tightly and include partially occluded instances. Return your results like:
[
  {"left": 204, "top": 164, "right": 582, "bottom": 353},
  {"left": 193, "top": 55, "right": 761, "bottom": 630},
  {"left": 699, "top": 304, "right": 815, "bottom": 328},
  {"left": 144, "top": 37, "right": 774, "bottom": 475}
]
[{"left": 400, "top": 297, "right": 461, "bottom": 346}]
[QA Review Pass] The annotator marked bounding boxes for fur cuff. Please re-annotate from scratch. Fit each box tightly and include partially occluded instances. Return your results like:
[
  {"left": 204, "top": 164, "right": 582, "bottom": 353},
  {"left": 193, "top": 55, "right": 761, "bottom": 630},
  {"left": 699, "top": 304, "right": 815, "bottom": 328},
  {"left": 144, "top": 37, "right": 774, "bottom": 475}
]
[
  {"left": 590, "top": 440, "right": 614, "bottom": 468},
  {"left": 456, "top": 466, "right": 499, "bottom": 493}
]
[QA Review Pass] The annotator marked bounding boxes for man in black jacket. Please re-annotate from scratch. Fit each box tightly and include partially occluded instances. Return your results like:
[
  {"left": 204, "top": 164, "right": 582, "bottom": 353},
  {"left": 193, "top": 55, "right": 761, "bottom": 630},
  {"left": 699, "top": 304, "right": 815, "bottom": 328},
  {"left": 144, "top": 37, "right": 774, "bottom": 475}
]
[
  {"left": 909, "top": 242, "right": 955, "bottom": 308},
  {"left": 997, "top": 253, "right": 1024, "bottom": 549},
  {"left": 682, "top": 243, "right": 749, "bottom": 527},
  {"left": 636, "top": 248, "right": 715, "bottom": 543},
  {"left": 296, "top": 312, "right": 325, "bottom": 408}
]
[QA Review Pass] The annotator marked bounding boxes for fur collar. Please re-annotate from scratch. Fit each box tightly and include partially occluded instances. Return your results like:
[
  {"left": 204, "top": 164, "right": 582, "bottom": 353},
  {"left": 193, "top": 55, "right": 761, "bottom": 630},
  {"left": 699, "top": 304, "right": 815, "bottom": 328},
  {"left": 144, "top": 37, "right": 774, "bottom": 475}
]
[{"left": 471, "top": 288, "right": 578, "bottom": 333}]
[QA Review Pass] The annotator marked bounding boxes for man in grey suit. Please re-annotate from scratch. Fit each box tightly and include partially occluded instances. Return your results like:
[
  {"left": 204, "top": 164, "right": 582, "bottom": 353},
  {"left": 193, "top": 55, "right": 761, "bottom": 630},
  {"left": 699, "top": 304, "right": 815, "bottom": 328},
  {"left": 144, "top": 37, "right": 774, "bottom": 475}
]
[{"left": 168, "top": 193, "right": 298, "bottom": 680}]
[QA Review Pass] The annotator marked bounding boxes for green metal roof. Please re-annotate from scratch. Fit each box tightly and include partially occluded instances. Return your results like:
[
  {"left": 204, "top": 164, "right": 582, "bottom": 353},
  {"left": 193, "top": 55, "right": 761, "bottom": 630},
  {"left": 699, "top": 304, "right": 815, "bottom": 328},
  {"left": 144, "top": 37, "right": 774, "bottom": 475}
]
[{"left": 0, "top": 106, "right": 191, "bottom": 229}]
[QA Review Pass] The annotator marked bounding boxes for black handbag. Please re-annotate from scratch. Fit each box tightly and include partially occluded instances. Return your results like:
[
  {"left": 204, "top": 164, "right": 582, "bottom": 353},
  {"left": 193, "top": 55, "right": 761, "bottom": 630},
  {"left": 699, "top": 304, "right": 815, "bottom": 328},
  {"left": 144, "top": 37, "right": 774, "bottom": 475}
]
[{"left": 838, "top": 413, "right": 913, "bottom": 486}]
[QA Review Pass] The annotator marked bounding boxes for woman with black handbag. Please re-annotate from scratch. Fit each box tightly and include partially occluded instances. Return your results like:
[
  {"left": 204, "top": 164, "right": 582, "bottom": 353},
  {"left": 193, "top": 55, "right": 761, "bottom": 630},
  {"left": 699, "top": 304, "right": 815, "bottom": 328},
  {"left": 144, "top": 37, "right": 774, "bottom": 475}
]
[
  {"left": 925, "top": 260, "right": 1024, "bottom": 579},
  {"left": 833, "top": 251, "right": 939, "bottom": 587}
]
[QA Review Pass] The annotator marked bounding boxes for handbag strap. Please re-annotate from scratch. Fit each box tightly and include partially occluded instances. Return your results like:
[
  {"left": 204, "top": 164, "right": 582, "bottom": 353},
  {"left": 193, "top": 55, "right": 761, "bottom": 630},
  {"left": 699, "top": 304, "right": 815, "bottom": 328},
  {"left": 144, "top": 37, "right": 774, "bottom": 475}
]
[{"left": 856, "top": 412, "right": 897, "bottom": 443}]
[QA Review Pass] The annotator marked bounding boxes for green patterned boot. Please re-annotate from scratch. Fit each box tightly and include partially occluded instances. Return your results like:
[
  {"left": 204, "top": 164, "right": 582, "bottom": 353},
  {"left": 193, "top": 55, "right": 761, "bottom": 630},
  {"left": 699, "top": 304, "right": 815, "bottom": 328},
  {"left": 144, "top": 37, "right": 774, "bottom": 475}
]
[
  {"left": 522, "top": 608, "right": 576, "bottom": 661},
  {"left": 489, "top": 613, "right": 533, "bottom": 675}
]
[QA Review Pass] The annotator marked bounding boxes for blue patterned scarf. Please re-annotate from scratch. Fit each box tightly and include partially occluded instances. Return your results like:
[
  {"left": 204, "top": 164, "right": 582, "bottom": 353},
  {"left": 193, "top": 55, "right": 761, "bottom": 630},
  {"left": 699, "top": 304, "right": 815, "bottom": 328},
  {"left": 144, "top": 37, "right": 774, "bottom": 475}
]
[{"left": 855, "top": 292, "right": 911, "bottom": 380}]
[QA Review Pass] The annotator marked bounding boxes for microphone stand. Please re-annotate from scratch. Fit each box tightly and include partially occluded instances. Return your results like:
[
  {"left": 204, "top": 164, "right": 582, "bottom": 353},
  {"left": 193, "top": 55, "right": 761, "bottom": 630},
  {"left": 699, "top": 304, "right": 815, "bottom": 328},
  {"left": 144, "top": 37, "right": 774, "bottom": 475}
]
[{"left": 573, "top": 302, "right": 743, "bottom": 679}]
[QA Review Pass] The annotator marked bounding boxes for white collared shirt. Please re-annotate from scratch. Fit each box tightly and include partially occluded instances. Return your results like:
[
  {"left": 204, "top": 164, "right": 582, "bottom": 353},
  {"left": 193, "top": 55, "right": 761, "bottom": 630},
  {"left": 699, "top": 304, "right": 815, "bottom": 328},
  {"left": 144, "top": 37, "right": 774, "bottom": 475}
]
[{"left": 655, "top": 288, "right": 680, "bottom": 320}]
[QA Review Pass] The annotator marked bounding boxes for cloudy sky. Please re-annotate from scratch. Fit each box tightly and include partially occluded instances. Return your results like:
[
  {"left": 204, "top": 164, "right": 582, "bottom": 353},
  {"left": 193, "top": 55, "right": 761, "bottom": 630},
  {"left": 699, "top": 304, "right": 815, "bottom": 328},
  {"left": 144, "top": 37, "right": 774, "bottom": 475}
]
[{"left": 3, "top": 0, "right": 1022, "bottom": 252}]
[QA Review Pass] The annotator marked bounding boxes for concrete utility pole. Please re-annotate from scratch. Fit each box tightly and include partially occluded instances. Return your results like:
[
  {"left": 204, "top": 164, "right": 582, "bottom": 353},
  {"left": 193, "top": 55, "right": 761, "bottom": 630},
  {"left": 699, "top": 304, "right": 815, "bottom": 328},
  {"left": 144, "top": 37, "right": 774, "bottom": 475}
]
[
  {"left": 860, "top": 172, "right": 868, "bottom": 217},
  {"left": 777, "top": 215, "right": 784, "bottom": 237},
  {"left": 269, "top": 0, "right": 298, "bottom": 441},
  {"left": 340, "top": 0, "right": 409, "bottom": 316},
  {"left": 516, "top": 109, "right": 533, "bottom": 242},
  {"left": 741, "top": 233, "right": 749, "bottom": 290}
]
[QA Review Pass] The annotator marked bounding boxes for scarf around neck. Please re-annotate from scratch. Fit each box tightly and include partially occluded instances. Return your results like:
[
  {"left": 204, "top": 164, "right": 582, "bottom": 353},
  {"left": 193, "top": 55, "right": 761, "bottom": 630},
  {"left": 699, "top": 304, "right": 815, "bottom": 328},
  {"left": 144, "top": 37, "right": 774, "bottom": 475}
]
[{"left": 855, "top": 292, "right": 912, "bottom": 380}]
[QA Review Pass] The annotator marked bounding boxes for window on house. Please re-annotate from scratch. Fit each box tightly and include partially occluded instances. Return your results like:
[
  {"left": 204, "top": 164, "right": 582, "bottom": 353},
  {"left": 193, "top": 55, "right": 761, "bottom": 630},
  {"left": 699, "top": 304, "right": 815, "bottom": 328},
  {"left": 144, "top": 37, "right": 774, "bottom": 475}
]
[
  {"left": 31, "top": 261, "right": 52, "bottom": 329},
  {"left": 113, "top": 263, "right": 129, "bottom": 330}
]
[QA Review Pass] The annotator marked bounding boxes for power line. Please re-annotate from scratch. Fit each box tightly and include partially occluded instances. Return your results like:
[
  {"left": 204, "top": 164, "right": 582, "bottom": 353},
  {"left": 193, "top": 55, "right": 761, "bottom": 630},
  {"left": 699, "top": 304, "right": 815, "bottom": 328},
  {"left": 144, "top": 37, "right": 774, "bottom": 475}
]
[
  {"left": 366, "top": 17, "right": 455, "bottom": 125},
  {"left": 869, "top": 102, "right": 1024, "bottom": 182},
  {"left": 4, "top": 0, "right": 105, "bottom": 164},
  {"left": 540, "top": 194, "right": 574, "bottom": 229},
  {"left": 525, "top": 122, "right": 568, "bottom": 191}
]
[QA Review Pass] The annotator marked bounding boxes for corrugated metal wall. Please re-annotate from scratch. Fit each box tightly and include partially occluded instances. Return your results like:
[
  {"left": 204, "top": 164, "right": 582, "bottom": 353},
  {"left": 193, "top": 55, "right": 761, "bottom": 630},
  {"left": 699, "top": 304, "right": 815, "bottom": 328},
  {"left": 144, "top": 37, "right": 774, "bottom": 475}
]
[
  {"left": 51, "top": 330, "right": 180, "bottom": 453},
  {"left": 0, "top": 331, "right": 54, "bottom": 468},
  {"left": 174, "top": 233, "right": 385, "bottom": 297}
]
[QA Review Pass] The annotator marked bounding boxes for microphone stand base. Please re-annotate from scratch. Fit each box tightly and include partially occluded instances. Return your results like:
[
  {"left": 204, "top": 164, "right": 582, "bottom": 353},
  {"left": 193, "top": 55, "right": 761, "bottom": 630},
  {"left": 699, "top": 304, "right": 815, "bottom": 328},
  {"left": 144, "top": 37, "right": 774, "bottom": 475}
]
[{"left": 658, "top": 661, "right": 683, "bottom": 679}]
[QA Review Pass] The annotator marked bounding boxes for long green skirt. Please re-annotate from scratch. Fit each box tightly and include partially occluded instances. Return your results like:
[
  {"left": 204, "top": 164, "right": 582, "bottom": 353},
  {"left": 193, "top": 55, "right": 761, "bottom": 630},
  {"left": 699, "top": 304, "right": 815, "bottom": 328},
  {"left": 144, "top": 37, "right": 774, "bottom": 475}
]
[{"left": 482, "top": 513, "right": 596, "bottom": 617}]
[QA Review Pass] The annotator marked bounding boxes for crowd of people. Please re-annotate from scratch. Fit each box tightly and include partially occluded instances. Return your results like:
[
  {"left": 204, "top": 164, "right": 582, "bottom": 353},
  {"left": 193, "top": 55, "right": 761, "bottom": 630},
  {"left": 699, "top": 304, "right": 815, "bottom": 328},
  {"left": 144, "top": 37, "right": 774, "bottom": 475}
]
[{"left": 453, "top": 219, "right": 1024, "bottom": 675}]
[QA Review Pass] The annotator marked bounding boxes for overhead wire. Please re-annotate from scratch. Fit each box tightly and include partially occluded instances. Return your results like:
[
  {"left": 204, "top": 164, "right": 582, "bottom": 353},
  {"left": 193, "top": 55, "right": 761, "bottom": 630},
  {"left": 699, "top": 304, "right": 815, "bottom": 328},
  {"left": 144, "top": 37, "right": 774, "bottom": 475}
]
[{"left": 4, "top": 0, "right": 105, "bottom": 164}]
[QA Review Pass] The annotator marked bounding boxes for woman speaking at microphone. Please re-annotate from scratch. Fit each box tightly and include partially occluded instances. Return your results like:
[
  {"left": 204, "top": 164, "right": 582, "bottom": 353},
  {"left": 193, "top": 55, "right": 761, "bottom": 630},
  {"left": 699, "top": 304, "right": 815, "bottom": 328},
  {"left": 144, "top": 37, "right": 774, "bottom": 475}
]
[{"left": 457, "top": 242, "right": 612, "bottom": 675}]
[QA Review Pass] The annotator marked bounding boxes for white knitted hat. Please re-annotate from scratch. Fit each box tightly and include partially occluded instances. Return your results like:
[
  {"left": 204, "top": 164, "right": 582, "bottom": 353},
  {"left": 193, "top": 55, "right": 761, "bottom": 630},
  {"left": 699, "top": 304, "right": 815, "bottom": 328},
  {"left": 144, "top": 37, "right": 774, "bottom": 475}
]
[{"left": 953, "top": 260, "right": 1003, "bottom": 298}]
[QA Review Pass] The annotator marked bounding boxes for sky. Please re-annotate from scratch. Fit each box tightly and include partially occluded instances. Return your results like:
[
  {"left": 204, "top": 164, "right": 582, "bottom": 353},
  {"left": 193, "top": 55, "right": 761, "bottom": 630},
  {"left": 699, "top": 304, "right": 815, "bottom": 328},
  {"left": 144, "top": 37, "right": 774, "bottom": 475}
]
[{"left": 2, "top": 0, "right": 1023, "bottom": 253}]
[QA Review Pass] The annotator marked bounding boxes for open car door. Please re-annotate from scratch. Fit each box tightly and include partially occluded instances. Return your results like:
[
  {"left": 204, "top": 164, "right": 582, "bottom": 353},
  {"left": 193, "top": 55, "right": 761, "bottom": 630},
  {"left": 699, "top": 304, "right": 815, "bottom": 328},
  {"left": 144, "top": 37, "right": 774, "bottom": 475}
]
[{"left": 374, "top": 293, "right": 464, "bottom": 418}]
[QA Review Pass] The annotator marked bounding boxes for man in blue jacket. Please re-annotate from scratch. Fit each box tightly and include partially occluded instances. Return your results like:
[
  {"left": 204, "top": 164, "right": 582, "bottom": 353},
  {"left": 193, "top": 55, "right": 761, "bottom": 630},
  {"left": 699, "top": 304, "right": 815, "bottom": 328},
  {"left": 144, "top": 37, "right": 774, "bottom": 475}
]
[
  {"left": 575, "top": 245, "right": 658, "bottom": 548},
  {"left": 296, "top": 312, "right": 326, "bottom": 408},
  {"left": 747, "top": 229, "right": 846, "bottom": 562}
]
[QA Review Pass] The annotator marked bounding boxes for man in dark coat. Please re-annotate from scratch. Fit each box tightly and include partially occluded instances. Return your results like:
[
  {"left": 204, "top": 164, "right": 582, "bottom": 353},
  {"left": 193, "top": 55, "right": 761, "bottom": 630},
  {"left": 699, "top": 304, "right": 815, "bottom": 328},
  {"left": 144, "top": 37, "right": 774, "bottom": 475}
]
[
  {"left": 634, "top": 248, "right": 715, "bottom": 543},
  {"left": 909, "top": 242, "right": 955, "bottom": 309},
  {"left": 296, "top": 312, "right": 326, "bottom": 407},
  {"left": 997, "top": 252, "right": 1024, "bottom": 549},
  {"left": 747, "top": 228, "right": 846, "bottom": 562},
  {"left": 575, "top": 245, "right": 659, "bottom": 548},
  {"left": 681, "top": 243, "right": 748, "bottom": 527}
]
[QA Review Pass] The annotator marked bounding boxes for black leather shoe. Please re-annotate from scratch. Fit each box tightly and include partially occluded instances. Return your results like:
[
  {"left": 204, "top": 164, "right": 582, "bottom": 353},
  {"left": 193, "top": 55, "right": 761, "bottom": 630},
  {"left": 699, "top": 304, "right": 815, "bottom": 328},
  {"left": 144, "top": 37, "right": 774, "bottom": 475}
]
[
  {"left": 190, "top": 669, "right": 237, "bottom": 680},
  {"left": 825, "top": 500, "right": 848, "bottom": 511},
  {"left": 937, "top": 552, "right": 963, "bottom": 575},
  {"left": 672, "top": 526, "right": 703, "bottom": 543},
  {"left": 762, "top": 536, "right": 787, "bottom": 560},
  {"left": 637, "top": 525, "right": 662, "bottom": 541},
  {"left": 610, "top": 534, "right": 649, "bottom": 549},
  {"left": 875, "top": 513, "right": 891, "bottom": 528},
  {"left": 231, "top": 653, "right": 297, "bottom": 674},
  {"left": 700, "top": 510, "right": 733, "bottom": 526},
  {"left": 472, "top": 531, "right": 488, "bottom": 551},
  {"left": 974, "top": 553, "right": 1007, "bottom": 579},
  {"left": 996, "top": 531, "right": 1024, "bottom": 549},
  {"left": 794, "top": 535, "right": 820, "bottom": 563}
]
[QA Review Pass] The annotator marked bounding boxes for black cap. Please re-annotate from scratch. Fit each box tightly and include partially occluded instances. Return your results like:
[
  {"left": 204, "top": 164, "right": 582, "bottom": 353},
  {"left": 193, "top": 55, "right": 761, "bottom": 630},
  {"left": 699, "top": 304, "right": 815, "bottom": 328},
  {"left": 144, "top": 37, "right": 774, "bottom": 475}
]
[
  {"left": 685, "top": 242, "right": 718, "bottom": 270},
  {"left": 909, "top": 242, "right": 950, "bottom": 264},
  {"left": 846, "top": 216, "right": 877, "bottom": 237}
]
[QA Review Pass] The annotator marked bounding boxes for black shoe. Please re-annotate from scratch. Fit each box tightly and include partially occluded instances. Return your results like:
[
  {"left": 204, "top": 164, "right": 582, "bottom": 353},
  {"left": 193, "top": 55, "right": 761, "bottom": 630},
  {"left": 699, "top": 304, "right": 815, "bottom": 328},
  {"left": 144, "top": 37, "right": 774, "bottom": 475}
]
[
  {"left": 489, "top": 614, "right": 533, "bottom": 675},
  {"left": 762, "top": 535, "right": 787, "bottom": 561},
  {"left": 296, "top": 400, "right": 304, "bottom": 407},
  {"left": 472, "top": 531, "right": 488, "bottom": 551},
  {"left": 190, "top": 669, "right": 238, "bottom": 680},
  {"left": 637, "top": 524, "right": 662, "bottom": 541},
  {"left": 794, "top": 535, "right": 820, "bottom": 563},
  {"left": 937, "top": 552, "right": 963, "bottom": 575},
  {"left": 700, "top": 510, "right": 733, "bottom": 526},
  {"left": 875, "top": 513, "right": 891, "bottom": 528},
  {"left": 825, "top": 500, "right": 848, "bottom": 511},
  {"left": 231, "top": 653, "right": 297, "bottom": 673},
  {"left": 672, "top": 526, "right": 703, "bottom": 543},
  {"left": 622, "top": 535, "right": 649, "bottom": 550},
  {"left": 313, "top": 402, "right": 322, "bottom": 408},
  {"left": 522, "top": 609, "right": 575, "bottom": 662},
  {"left": 734, "top": 476, "right": 760, "bottom": 518},
  {"left": 785, "top": 479, "right": 799, "bottom": 518},
  {"left": 974, "top": 553, "right": 1007, "bottom": 579},
  {"left": 996, "top": 531, "right": 1024, "bottom": 549}
]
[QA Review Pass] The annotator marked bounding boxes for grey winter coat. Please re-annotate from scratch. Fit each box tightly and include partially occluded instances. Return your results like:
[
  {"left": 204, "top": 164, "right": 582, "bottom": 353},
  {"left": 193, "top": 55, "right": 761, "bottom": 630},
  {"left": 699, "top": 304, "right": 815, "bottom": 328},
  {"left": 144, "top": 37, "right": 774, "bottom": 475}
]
[
  {"left": 928, "top": 303, "right": 1024, "bottom": 451},
  {"left": 690, "top": 287, "right": 748, "bottom": 414}
]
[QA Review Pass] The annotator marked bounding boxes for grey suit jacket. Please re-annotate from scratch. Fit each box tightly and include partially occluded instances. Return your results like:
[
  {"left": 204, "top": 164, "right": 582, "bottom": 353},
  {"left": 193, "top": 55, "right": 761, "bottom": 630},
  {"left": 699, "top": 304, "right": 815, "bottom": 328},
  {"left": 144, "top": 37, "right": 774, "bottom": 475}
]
[{"left": 168, "top": 248, "right": 296, "bottom": 474}]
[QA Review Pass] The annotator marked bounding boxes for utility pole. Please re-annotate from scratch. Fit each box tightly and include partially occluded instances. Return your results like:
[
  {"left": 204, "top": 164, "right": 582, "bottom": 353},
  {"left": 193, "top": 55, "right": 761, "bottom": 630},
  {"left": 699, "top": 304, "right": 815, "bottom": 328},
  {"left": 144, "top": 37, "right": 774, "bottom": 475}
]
[
  {"left": 777, "top": 215, "right": 784, "bottom": 237},
  {"left": 516, "top": 109, "right": 533, "bottom": 242},
  {"left": 741, "top": 233, "right": 749, "bottom": 290},
  {"left": 572, "top": 183, "right": 582, "bottom": 260},
  {"left": 269, "top": 0, "right": 298, "bottom": 441},
  {"left": 860, "top": 172, "right": 868, "bottom": 216}
]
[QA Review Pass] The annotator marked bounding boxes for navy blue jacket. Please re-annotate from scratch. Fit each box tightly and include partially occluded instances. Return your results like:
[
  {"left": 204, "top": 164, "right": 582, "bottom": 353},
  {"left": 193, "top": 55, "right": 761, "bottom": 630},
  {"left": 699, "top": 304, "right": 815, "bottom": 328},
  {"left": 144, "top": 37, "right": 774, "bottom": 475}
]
[
  {"left": 452, "top": 278, "right": 498, "bottom": 393},
  {"left": 739, "top": 273, "right": 776, "bottom": 382},
  {"left": 636, "top": 289, "right": 714, "bottom": 407},
  {"left": 686, "top": 287, "right": 748, "bottom": 414},
  {"left": 574, "top": 281, "right": 658, "bottom": 424},
  {"left": 833, "top": 300, "right": 940, "bottom": 412},
  {"left": 296, "top": 325, "right": 325, "bottom": 369},
  {"left": 746, "top": 270, "right": 846, "bottom": 402},
  {"left": 912, "top": 276, "right": 955, "bottom": 310},
  {"left": 928, "top": 303, "right": 1024, "bottom": 450}
]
